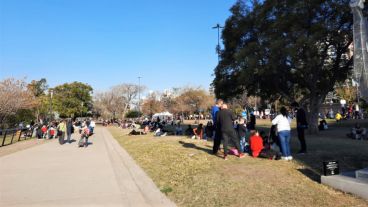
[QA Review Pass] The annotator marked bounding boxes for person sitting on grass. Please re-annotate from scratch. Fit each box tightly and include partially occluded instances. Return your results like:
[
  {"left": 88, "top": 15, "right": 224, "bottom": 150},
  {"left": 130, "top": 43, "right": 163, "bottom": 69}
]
[
  {"left": 185, "top": 125, "right": 194, "bottom": 136},
  {"left": 348, "top": 123, "right": 367, "bottom": 140},
  {"left": 143, "top": 125, "right": 150, "bottom": 134},
  {"left": 335, "top": 112, "right": 342, "bottom": 123},
  {"left": 192, "top": 123, "right": 204, "bottom": 139},
  {"left": 249, "top": 130, "right": 279, "bottom": 160},
  {"left": 175, "top": 123, "right": 183, "bottom": 135},
  {"left": 129, "top": 129, "right": 146, "bottom": 136},
  {"left": 318, "top": 119, "right": 328, "bottom": 130},
  {"left": 204, "top": 121, "right": 214, "bottom": 140}
]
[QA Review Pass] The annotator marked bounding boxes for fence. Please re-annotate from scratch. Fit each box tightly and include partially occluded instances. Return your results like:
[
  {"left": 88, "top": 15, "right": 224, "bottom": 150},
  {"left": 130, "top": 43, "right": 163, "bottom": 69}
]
[{"left": 0, "top": 127, "right": 34, "bottom": 147}]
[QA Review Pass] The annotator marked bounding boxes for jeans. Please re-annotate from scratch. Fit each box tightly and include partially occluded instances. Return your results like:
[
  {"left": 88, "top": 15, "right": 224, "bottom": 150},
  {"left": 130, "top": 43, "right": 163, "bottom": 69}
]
[
  {"left": 278, "top": 130, "right": 291, "bottom": 157},
  {"left": 239, "top": 136, "right": 246, "bottom": 153}
]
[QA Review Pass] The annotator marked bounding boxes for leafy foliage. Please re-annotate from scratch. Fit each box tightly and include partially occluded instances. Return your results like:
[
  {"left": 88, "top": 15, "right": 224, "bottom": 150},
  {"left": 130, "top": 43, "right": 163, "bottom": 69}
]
[
  {"left": 52, "top": 82, "right": 93, "bottom": 118},
  {"left": 213, "top": 0, "right": 353, "bottom": 132},
  {"left": 125, "top": 110, "right": 142, "bottom": 118}
]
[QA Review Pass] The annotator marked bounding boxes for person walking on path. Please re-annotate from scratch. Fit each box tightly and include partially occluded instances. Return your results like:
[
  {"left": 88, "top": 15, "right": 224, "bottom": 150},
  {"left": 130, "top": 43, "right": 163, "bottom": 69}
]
[
  {"left": 292, "top": 102, "right": 308, "bottom": 154},
  {"left": 212, "top": 99, "right": 223, "bottom": 154},
  {"left": 272, "top": 107, "right": 292, "bottom": 161},
  {"left": 66, "top": 119, "right": 74, "bottom": 144},
  {"left": 217, "top": 104, "right": 245, "bottom": 160},
  {"left": 57, "top": 120, "right": 67, "bottom": 145}
]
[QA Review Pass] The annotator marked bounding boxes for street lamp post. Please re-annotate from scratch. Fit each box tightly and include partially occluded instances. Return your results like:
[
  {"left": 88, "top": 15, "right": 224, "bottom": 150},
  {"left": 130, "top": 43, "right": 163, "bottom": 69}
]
[{"left": 212, "top": 23, "right": 224, "bottom": 63}]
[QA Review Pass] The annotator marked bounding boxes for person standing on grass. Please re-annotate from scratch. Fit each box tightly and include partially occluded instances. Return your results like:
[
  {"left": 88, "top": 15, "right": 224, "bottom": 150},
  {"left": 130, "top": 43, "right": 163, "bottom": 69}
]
[
  {"left": 237, "top": 118, "right": 247, "bottom": 153},
  {"left": 217, "top": 104, "right": 245, "bottom": 160},
  {"left": 57, "top": 119, "right": 67, "bottom": 145},
  {"left": 272, "top": 107, "right": 292, "bottom": 161},
  {"left": 292, "top": 102, "right": 308, "bottom": 154},
  {"left": 212, "top": 99, "right": 223, "bottom": 154}
]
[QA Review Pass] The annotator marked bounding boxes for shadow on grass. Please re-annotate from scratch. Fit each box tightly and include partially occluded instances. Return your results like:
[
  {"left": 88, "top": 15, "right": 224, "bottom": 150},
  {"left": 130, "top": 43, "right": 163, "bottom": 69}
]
[
  {"left": 297, "top": 168, "right": 321, "bottom": 183},
  {"left": 178, "top": 140, "right": 214, "bottom": 155}
]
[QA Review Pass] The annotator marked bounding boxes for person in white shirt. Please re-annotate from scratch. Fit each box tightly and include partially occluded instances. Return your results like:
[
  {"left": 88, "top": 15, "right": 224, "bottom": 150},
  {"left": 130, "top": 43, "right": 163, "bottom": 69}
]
[{"left": 272, "top": 107, "right": 292, "bottom": 161}]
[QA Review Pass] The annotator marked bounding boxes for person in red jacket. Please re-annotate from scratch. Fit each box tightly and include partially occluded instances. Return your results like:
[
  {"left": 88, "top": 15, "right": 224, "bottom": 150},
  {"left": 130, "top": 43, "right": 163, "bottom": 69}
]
[
  {"left": 41, "top": 125, "right": 47, "bottom": 139},
  {"left": 249, "top": 130, "right": 279, "bottom": 159}
]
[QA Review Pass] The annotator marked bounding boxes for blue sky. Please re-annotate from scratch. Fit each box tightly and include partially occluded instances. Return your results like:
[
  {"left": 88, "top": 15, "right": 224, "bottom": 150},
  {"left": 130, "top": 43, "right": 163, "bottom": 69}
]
[{"left": 0, "top": 0, "right": 236, "bottom": 93}]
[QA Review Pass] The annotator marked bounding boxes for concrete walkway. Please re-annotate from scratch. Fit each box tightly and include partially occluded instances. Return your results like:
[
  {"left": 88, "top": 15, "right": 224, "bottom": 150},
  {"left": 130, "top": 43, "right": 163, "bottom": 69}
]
[{"left": 0, "top": 127, "right": 176, "bottom": 207}]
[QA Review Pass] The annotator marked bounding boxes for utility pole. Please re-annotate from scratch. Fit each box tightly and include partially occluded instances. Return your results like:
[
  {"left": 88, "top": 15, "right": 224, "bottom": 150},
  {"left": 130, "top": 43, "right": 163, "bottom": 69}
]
[
  {"left": 138, "top": 76, "right": 142, "bottom": 113},
  {"left": 212, "top": 23, "right": 223, "bottom": 63}
]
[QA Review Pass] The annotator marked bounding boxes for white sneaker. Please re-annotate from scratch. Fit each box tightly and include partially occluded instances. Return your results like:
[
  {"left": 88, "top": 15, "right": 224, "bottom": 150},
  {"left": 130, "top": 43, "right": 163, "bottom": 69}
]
[
  {"left": 281, "top": 156, "right": 288, "bottom": 160},
  {"left": 191, "top": 135, "right": 196, "bottom": 139},
  {"left": 287, "top": 156, "right": 293, "bottom": 161}
]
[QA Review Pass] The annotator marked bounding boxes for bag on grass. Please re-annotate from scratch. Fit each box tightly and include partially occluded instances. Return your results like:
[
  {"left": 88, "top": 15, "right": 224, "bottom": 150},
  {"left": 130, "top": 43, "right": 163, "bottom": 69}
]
[{"left": 228, "top": 148, "right": 239, "bottom": 156}]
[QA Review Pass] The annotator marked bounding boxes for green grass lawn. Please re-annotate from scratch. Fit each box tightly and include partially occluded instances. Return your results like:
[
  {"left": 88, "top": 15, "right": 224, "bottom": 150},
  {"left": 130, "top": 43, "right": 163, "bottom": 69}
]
[{"left": 109, "top": 120, "right": 368, "bottom": 207}]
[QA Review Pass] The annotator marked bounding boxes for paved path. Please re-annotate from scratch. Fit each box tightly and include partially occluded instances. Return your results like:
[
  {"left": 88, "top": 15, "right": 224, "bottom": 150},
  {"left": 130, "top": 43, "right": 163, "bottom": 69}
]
[{"left": 0, "top": 127, "right": 176, "bottom": 207}]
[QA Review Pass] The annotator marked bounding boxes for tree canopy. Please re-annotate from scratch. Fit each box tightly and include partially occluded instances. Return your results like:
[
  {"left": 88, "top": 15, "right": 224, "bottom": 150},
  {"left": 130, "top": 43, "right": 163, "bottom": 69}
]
[
  {"left": 52, "top": 82, "right": 93, "bottom": 118},
  {"left": 213, "top": 0, "right": 353, "bottom": 132}
]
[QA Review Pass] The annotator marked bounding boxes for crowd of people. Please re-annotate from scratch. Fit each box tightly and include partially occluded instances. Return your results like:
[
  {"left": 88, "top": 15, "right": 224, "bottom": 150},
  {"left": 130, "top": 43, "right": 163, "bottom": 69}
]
[
  {"left": 32, "top": 118, "right": 95, "bottom": 147},
  {"left": 209, "top": 99, "right": 310, "bottom": 160}
]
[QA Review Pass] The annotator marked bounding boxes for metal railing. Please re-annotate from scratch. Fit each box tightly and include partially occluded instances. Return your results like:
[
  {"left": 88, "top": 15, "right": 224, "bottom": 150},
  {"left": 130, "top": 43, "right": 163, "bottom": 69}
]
[{"left": 0, "top": 127, "right": 34, "bottom": 147}]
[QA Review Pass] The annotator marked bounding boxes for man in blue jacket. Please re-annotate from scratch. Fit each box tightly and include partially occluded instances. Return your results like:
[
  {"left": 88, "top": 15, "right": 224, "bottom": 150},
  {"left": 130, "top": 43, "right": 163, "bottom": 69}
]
[{"left": 212, "top": 99, "right": 223, "bottom": 154}]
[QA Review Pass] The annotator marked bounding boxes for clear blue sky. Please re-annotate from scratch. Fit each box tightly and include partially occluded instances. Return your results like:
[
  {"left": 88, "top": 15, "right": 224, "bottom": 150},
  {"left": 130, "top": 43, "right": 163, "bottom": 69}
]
[{"left": 0, "top": 0, "right": 235, "bottom": 93}]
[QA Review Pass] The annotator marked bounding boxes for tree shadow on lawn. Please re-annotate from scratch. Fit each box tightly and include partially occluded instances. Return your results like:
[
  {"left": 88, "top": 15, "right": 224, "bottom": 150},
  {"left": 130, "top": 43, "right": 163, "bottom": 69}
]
[{"left": 291, "top": 127, "right": 368, "bottom": 183}]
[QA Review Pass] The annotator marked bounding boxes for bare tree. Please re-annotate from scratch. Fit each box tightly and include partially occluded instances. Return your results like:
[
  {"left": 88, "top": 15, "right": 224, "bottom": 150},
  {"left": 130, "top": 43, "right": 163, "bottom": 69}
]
[
  {"left": 0, "top": 78, "right": 36, "bottom": 126},
  {"left": 93, "top": 83, "right": 145, "bottom": 119},
  {"left": 141, "top": 92, "right": 164, "bottom": 117}
]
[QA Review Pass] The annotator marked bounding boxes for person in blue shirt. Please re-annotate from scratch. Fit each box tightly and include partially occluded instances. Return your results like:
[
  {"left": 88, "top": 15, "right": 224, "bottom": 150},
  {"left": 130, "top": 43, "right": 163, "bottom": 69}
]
[{"left": 212, "top": 99, "right": 223, "bottom": 154}]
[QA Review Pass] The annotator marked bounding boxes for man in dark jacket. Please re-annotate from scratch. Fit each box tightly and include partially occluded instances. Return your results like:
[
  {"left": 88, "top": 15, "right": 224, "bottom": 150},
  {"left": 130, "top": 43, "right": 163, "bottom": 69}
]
[
  {"left": 66, "top": 119, "right": 74, "bottom": 144},
  {"left": 217, "top": 104, "right": 245, "bottom": 160},
  {"left": 292, "top": 102, "right": 308, "bottom": 154}
]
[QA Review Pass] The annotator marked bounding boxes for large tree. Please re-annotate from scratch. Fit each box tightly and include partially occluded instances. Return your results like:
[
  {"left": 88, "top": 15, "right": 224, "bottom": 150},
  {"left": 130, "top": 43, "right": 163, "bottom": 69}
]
[
  {"left": 214, "top": 0, "right": 353, "bottom": 132},
  {"left": 52, "top": 82, "right": 93, "bottom": 118}
]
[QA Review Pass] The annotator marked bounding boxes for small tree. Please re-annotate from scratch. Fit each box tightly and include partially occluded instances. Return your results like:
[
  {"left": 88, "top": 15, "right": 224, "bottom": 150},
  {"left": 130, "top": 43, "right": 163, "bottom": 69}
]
[
  {"left": 141, "top": 92, "right": 164, "bottom": 117},
  {"left": 0, "top": 78, "right": 36, "bottom": 127}
]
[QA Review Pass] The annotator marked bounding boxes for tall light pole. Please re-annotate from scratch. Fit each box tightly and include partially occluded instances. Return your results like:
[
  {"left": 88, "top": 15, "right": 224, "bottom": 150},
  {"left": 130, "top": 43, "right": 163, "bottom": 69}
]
[
  {"left": 212, "top": 23, "right": 223, "bottom": 63},
  {"left": 138, "top": 76, "right": 142, "bottom": 113},
  {"left": 49, "top": 89, "right": 53, "bottom": 121}
]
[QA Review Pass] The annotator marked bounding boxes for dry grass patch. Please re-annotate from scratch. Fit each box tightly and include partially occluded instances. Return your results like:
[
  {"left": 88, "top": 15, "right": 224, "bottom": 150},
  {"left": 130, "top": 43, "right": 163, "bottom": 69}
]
[{"left": 109, "top": 127, "right": 368, "bottom": 207}]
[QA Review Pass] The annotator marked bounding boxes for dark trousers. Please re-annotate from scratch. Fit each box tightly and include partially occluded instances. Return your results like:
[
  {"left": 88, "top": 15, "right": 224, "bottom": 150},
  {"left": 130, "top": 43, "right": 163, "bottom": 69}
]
[
  {"left": 212, "top": 129, "right": 222, "bottom": 154},
  {"left": 58, "top": 132, "right": 65, "bottom": 145},
  {"left": 222, "top": 130, "right": 241, "bottom": 156},
  {"left": 297, "top": 127, "right": 307, "bottom": 152}
]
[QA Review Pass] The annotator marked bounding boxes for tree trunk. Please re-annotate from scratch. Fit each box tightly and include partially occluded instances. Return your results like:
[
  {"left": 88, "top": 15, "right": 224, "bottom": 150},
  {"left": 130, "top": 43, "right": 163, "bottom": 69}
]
[{"left": 307, "top": 96, "right": 323, "bottom": 134}]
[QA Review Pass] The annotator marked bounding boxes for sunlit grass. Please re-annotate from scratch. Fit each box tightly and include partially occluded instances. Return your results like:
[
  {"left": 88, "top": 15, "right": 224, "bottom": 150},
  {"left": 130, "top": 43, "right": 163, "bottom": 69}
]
[{"left": 109, "top": 125, "right": 368, "bottom": 207}]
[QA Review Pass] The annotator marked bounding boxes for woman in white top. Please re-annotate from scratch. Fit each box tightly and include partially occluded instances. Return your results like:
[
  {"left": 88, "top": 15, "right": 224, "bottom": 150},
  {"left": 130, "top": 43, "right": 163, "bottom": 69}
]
[{"left": 272, "top": 107, "right": 292, "bottom": 160}]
